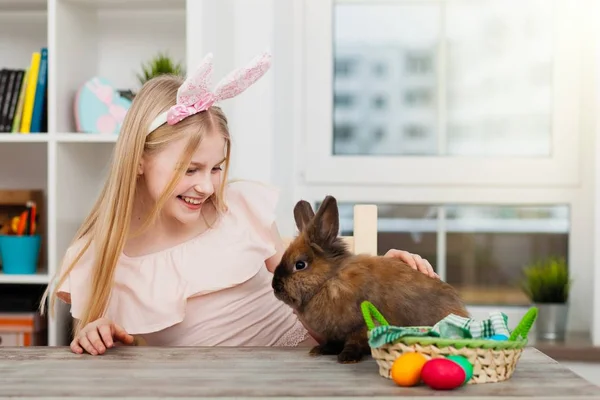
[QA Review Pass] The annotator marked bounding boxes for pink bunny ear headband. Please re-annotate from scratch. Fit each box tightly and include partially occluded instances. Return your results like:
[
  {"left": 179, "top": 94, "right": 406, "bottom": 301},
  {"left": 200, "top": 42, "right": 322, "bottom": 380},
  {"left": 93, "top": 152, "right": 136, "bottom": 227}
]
[{"left": 147, "top": 51, "right": 272, "bottom": 135}]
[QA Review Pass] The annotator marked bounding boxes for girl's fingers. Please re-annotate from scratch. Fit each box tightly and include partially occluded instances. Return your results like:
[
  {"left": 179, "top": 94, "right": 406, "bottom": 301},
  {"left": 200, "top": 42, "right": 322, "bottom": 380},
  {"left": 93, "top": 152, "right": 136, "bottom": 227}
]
[
  {"left": 98, "top": 324, "right": 114, "bottom": 348},
  {"left": 384, "top": 249, "right": 440, "bottom": 279},
  {"left": 384, "top": 249, "right": 417, "bottom": 269},
  {"left": 424, "top": 259, "right": 440, "bottom": 279},
  {"left": 413, "top": 254, "right": 439, "bottom": 279},
  {"left": 112, "top": 323, "right": 135, "bottom": 345},
  {"left": 412, "top": 254, "right": 428, "bottom": 274},
  {"left": 70, "top": 338, "right": 84, "bottom": 354},
  {"left": 87, "top": 328, "right": 107, "bottom": 354},
  {"left": 78, "top": 335, "right": 97, "bottom": 355}
]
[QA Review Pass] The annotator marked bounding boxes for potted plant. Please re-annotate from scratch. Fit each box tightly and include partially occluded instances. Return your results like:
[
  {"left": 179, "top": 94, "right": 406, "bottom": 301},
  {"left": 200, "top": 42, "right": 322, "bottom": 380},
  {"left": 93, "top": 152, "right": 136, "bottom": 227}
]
[
  {"left": 521, "top": 256, "right": 571, "bottom": 341},
  {"left": 117, "top": 52, "right": 186, "bottom": 101},
  {"left": 136, "top": 52, "right": 185, "bottom": 87}
]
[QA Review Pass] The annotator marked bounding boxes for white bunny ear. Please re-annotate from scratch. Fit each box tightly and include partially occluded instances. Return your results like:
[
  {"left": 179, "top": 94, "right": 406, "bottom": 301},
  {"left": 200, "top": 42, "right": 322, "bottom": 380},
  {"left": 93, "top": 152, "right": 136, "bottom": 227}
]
[
  {"left": 213, "top": 51, "right": 272, "bottom": 101},
  {"left": 176, "top": 52, "right": 214, "bottom": 106}
]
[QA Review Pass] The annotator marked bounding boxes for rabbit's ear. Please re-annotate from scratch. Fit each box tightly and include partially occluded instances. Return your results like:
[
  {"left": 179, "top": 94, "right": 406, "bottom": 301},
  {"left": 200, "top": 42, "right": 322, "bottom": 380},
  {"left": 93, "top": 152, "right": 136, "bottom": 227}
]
[
  {"left": 293, "top": 200, "right": 315, "bottom": 232},
  {"left": 312, "top": 196, "right": 339, "bottom": 244}
]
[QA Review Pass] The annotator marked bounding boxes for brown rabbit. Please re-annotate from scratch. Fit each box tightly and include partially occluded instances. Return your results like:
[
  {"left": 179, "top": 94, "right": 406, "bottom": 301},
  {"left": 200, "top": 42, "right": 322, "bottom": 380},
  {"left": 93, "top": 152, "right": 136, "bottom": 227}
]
[{"left": 272, "top": 196, "right": 469, "bottom": 364}]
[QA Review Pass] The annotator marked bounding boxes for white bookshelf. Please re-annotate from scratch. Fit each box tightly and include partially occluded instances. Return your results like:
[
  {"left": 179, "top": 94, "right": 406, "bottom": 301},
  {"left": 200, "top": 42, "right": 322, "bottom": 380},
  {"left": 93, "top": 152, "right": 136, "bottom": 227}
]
[{"left": 0, "top": 0, "right": 187, "bottom": 346}]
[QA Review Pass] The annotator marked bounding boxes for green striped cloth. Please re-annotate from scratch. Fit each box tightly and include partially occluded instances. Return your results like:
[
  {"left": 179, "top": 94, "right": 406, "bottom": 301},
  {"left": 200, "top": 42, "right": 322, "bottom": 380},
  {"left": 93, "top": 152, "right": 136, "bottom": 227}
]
[{"left": 368, "top": 311, "right": 511, "bottom": 348}]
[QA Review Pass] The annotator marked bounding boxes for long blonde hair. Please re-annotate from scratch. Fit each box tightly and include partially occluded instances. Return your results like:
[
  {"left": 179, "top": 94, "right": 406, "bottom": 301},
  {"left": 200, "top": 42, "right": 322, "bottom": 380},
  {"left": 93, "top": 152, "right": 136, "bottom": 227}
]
[{"left": 40, "top": 75, "right": 231, "bottom": 335}]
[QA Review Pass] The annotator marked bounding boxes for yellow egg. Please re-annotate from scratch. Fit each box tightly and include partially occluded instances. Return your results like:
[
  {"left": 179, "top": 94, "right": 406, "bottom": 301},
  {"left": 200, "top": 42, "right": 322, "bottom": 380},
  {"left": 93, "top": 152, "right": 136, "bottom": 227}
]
[{"left": 390, "top": 352, "right": 428, "bottom": 387}]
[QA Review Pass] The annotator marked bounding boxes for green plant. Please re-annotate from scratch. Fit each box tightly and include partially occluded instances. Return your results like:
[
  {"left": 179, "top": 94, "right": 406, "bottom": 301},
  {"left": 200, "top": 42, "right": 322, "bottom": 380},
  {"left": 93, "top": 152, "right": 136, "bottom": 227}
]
[
  {"left": 521, "top": 256, "right": 571, "bottom": 303},
  {"left": 136, "top": 52, "right": 185, "bottom": 86}
]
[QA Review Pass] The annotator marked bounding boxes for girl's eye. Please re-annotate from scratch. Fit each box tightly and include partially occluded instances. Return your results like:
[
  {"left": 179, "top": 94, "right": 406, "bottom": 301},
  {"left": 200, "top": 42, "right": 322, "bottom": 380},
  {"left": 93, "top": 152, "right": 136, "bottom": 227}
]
[
  {"left": 211, "top": 166, "right": 223, "bottom": 173},
  {"left": 186, "top": 169, "right": 198, "bottom": 175}
]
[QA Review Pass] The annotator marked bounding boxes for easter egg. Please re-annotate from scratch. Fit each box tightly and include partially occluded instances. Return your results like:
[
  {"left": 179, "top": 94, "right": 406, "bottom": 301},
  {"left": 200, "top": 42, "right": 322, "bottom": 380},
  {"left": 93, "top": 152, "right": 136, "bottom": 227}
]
[
  {"left": 487, "top": 334, "right": 508, "bottom": 341},
  {"left": 446, "top": 355, "right": 473, "bottom": 383},
  {"left": 390, "top": 352, "right": 428, "bottom": 387},
  {"left": 421, "top": 358, "right": 466, "bottom": 390}
]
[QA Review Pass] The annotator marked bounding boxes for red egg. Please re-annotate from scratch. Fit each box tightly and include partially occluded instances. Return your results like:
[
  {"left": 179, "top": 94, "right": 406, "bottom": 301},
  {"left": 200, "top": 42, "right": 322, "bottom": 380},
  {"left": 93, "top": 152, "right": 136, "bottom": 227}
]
[{"left": 420, "top": 358, "right": 466, "bottom": 390}]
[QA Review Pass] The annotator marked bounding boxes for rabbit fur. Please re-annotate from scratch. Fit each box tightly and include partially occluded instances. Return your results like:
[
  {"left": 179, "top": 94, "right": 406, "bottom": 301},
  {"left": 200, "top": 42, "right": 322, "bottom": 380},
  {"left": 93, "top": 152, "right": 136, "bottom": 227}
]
[{"left": 271, "top": 196, "right": 469, "bottom": 363}]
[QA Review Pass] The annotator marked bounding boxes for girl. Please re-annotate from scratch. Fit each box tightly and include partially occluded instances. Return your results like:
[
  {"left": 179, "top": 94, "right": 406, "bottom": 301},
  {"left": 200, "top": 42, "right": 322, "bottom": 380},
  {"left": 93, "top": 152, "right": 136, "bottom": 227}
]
[{"left": 41, "top": 52, "right": 437, "bottom": 355}]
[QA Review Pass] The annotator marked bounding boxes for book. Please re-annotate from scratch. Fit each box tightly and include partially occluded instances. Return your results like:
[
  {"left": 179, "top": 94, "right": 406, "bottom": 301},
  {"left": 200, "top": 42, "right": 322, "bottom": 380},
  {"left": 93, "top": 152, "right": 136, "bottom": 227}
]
[
  {"left": 11, "top": 70, "right": 28, "bottom": 133},
  {"left": 30, "top": 47, "right": 47, "bottom": 133},
  {"left": 0, "top": 47, "right": 49, "bottom": 134},
  {"left": 19, "top": 52, "right": 41, "bottom": 134},
  {"left": 0, "top": 70, "right": 8, "bottom": 131}
]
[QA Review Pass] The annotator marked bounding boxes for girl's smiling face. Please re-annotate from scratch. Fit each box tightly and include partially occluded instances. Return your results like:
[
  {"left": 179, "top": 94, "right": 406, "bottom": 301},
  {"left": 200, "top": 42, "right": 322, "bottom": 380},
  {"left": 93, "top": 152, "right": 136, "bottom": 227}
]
[{"left": 139, "top": 128, "right": 227, "bottom": 227}]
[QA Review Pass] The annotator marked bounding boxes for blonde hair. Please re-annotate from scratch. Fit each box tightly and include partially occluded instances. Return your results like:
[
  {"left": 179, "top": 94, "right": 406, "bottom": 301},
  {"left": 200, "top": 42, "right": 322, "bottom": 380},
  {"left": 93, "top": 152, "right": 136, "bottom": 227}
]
[{"left": 40, "top": 74, "right": 231, "bottom": 335}]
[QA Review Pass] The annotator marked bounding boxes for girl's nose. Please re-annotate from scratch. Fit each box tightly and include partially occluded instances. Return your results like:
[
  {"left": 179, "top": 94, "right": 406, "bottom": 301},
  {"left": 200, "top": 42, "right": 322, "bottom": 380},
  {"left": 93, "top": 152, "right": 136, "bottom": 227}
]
[{"left": 194, "top": 182, "right": 213, "bottom": 196}]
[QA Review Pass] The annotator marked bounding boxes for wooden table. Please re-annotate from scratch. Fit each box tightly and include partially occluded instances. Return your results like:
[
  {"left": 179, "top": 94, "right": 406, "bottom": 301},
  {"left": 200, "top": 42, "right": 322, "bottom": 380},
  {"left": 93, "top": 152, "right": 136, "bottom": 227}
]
[{"left": 1, "top": 346, "right": 600, "bottom": 399}]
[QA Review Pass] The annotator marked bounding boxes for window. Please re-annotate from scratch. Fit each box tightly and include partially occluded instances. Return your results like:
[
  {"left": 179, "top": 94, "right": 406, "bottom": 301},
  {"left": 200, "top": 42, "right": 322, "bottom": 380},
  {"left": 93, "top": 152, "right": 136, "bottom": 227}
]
[
  {"left": 404, "top": 88, "right": 433, "bottom": 107},
  {"left": 334, "top": 93, "right": 355, "bottom": 107},
  {"left": 300, "top": 0, "right": 592, "bottom": 343},
  {"left": 372, "top": 94, "right": 387, "bottom": 110},
  {"left": 405, "top": 53, "right": 434, "bottom": 75},
  {"left": 373, "top": 62, "right": 387, "bottom": 77},
  {"left": 335, "top": 58, "right": 357, "bottom": 76},
  {"left": 333, "top": 202, "right": 569, "bottom": 306},
  {"left": 304, "top": 0, "right": 582, "bottom": 186}
]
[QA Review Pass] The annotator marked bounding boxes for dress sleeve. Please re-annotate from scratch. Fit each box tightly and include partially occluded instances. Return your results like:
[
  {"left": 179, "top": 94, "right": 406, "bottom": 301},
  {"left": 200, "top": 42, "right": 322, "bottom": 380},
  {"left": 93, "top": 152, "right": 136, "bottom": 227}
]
[
  {"left": 225, "top": 180, "right": 280, "bottom": 257},
  {"left": 55, "top": 238, "right": 93, "bottom": 320}
]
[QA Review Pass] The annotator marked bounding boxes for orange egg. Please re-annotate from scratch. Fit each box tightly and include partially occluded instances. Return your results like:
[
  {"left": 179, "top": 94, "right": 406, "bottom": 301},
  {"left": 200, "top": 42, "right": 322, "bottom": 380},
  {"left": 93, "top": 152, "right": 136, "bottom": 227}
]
[{"left": 390, "top": 352, "right": 428, "bottom": 387}]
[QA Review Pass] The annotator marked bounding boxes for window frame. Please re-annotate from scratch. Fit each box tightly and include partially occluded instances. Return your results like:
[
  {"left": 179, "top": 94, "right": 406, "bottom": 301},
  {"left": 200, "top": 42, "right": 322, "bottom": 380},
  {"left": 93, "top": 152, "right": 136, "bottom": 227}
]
[{"left": 303, "top": 0, "right": 584, "bottom": 187}]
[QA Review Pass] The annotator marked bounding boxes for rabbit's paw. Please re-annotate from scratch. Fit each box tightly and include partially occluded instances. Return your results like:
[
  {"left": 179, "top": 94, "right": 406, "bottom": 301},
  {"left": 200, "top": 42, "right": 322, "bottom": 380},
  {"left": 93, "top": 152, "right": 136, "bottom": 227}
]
[
  {"left": 337, "top": 345, "right": 364, "bottom": 364},
  {"left": 309, "top": 341, "right": 344, "bottom": 356}
]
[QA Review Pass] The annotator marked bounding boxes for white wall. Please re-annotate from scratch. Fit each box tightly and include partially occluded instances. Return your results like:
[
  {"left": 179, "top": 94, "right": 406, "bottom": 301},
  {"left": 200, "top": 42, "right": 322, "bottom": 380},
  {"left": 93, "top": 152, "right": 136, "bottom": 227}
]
[{"left": 186, "top": 0, "right": 300, "bottom": 236}]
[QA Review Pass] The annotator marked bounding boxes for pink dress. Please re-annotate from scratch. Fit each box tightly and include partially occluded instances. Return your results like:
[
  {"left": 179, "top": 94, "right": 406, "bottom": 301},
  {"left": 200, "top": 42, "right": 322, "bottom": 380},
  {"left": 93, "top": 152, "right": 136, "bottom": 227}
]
[{"left": 56, "top": 181, "right": 311, "bottom": 347}]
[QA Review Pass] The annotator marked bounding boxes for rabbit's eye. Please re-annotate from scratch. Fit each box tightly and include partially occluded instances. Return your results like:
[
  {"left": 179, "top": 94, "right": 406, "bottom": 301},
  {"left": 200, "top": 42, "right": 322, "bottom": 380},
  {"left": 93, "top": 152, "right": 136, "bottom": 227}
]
[{"left": 294, "top": 261, "right": 307, "bottom": 271}]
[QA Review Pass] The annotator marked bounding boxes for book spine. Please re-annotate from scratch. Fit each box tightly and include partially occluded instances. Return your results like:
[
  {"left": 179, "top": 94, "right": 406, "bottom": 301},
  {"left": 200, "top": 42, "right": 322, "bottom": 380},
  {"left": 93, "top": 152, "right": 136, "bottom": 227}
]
[
  {"left": 6, "top": 70, "right": 25, "bottom": 133},
  {"left": 0, "top": 70, "right": 8, "bottom": 132},
  {"left": 19, "top": 52, "right": 41, "bottom": 134},
  {"left": 11, "top": 69, "right": 29, "bottom": 133},
  {"left": 30, "top": 48, "right": 48, "bottom": 133},
  {"left": 1, "top": 70, "right": 16, "bottom": 132}
]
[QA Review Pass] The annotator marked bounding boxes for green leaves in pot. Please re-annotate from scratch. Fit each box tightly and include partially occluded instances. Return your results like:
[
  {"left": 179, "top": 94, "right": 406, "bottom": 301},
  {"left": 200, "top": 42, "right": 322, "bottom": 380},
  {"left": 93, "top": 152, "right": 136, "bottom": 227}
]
[
  {"left": 137, "top": 52, "right": 185, "bottom": 87},
  {"left": 521, "top": 256, "right": 571, "bottom": 303}
]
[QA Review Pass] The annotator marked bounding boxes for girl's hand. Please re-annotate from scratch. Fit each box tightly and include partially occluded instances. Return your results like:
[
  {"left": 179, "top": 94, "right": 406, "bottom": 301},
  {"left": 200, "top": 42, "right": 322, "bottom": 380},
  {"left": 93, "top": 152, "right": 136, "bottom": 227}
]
[
  {"left": 384, "top": 249, "right": 439, "bottom": 279},
  {"left": 70, "top": 317, "right": 135, "bottom": 355}
]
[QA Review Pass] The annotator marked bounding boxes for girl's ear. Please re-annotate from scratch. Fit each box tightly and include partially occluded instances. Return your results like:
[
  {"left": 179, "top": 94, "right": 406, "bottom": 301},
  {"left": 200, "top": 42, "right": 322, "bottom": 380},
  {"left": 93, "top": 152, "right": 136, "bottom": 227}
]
[{"left": 137, "top": 157, "right": 145, "bottom": 177}]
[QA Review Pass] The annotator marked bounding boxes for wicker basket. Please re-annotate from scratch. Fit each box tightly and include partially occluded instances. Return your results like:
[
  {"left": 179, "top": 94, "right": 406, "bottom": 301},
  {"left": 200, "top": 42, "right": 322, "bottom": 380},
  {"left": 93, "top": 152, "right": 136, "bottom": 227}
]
[{"left": 361, "top": 301, "right": 537, "bottom": 385}]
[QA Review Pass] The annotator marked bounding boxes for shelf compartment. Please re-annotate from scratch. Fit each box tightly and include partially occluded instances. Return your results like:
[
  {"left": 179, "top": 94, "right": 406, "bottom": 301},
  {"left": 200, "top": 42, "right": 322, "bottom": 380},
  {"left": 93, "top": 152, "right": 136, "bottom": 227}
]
[
  {"left": 0, "top": 0, "right": 47, "bottom": 13},
  {"left": 55, "top": 141, "right": 113, "bottom": 263},
  {"left": 54, "top": 0, "right": 186, "bottom": 133}
]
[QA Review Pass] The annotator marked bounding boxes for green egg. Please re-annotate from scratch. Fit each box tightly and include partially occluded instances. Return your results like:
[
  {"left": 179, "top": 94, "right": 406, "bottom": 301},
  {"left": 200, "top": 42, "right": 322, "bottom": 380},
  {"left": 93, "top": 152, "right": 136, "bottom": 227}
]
[{"left": 446, "top": 355, "right": 473, "bottom": 384}]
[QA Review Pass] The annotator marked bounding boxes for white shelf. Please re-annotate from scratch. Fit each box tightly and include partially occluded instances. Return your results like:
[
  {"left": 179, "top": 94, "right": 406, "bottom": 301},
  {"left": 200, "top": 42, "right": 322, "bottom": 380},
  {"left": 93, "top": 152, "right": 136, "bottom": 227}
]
[
  {"left": 0, "top": 134, "right": 49, "bottom": 142},
  {"left": 0, "top": 0, "right": 188, "bottom": 347},
  {"left": 0, "top": 133, "right": 119, "bottom": 142},
  {"left": 0, "top": 272, "right": 50, "bottom": 284},
  {"left": 55, "top": 133, "right": 118, "bottom": 142},
  {"left": 61, "top": 0, "right": 184, "bottom": 11}
]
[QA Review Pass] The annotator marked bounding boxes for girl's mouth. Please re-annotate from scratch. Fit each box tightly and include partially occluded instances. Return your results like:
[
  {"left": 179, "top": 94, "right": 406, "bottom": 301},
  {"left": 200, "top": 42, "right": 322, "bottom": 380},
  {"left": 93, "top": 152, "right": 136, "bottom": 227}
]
[{"left": 177, "top": 195, "right": 203, "bottom": 210}]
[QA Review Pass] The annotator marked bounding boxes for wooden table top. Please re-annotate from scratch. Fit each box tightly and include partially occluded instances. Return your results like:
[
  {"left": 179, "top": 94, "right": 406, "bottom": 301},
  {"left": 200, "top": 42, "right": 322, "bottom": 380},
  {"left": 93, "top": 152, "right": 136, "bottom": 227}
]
[{"left": 1, "top": 346, "right": 599, "bottom": 399}]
